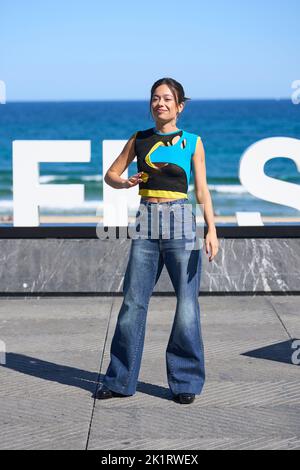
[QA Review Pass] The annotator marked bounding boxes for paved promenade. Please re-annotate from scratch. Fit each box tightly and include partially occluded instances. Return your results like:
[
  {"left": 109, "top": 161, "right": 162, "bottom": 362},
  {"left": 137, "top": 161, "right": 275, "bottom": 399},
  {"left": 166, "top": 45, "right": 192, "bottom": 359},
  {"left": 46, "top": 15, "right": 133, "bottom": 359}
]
[{"left": 0, "top": 295, "right": 299, "bottom": 450}]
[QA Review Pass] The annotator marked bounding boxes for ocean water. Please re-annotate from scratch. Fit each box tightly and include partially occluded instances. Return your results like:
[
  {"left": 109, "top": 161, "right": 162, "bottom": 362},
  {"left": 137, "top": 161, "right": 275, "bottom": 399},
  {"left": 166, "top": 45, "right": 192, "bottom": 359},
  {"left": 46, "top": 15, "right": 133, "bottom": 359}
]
[{"left": 0, "top": 99, "right": 299, "bottom": 217}]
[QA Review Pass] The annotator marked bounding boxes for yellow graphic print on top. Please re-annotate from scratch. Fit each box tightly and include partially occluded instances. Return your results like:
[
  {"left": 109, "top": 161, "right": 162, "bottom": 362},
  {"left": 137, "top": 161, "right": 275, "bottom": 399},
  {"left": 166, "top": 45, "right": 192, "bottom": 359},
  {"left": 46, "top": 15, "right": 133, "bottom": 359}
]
[{"left": 144, "top": 141, "right": 169, "bottom": 170}]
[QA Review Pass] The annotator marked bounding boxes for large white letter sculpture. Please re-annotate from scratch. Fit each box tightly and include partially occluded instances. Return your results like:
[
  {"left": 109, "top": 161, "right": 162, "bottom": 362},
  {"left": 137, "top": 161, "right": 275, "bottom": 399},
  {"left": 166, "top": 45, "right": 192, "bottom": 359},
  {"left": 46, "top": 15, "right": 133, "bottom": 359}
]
[
  {"left": 0, "top": 80, "right": 6, "bottom": 104},
  {"left": 10, "top": 136, "right": 300, "bottom": 227},
  {"left": 101, "top": 140, "right": 139, "bottom": 228},
  {"left": 238, "top": 137, "right": 300, "bottom": 225},
  {"left": 13, "top": 140, "right": 91, "bottom": 226}
]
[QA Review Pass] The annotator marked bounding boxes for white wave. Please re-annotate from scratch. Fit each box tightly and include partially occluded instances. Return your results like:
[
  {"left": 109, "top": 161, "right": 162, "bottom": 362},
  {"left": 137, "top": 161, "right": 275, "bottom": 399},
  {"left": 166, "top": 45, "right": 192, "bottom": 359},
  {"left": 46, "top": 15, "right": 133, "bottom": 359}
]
[
  {"left": 39, "top": 174, "right": 102, "bottom": 183},
  {"left": 0, "top": 184, "right": 247, "bottom": 214},
  {"left": 188, "top": 183, "right": 246, "bottom": 194},
  {"left": 208, "top": 184, "right": 247, "bottom": 194},
  {"left": 39, "top": 175, "right": 71, "bottom": 183},
  {"left": 0, "top": 199, "right": 104, "bottom": 213},
  {"left": 82, "top": 175, "right": 102, "bottom": 181},
  {"left": 0, "top": 200, "right": 13, "bottom": 210}
]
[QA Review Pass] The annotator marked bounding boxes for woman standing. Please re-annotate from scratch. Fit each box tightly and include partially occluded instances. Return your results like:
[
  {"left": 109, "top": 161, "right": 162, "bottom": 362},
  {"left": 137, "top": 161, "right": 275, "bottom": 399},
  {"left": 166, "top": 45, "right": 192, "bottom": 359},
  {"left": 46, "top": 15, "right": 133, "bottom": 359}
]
[{"left": 96, "top": 78, "right": 219, "bottom": 404}]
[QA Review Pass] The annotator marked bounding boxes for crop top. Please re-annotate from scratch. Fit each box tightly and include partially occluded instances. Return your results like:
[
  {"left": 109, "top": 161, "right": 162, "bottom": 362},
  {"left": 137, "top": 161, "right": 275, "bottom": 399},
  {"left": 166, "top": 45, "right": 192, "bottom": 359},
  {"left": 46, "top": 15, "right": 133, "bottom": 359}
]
[{"left": 133, "top": 127, "right": 201, "bottom": 199}]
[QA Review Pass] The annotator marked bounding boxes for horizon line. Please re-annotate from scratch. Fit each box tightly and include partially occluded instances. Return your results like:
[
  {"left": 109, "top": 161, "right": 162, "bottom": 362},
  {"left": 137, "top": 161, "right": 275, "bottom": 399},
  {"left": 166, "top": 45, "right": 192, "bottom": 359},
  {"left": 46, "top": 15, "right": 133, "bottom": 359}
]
[{"left": 2, "top": 97, "right": 292, "bottom": 104}]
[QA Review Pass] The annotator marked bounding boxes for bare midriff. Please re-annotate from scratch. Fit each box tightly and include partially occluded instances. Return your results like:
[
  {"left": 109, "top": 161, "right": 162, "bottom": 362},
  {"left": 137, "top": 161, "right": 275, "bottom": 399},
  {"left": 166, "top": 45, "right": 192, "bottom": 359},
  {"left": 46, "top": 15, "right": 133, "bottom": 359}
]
[{"left": 141, "top": 197, "right": 184, "bottom": 203}]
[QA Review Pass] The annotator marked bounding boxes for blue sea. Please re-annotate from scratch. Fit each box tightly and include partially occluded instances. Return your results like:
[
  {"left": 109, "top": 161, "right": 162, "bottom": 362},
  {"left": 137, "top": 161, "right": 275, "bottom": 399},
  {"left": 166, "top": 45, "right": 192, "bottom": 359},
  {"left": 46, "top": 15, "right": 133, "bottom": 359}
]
[{"left": 0, "top": 99, "right": 299, "bottom": 217}]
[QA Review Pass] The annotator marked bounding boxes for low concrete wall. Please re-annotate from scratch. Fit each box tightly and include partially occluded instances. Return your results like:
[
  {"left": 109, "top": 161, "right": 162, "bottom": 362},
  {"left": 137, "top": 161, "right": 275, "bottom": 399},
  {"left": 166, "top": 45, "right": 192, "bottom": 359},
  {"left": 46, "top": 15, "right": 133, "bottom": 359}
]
[{"left": 0, "top": 231, "right": 299, "bottom": 293}]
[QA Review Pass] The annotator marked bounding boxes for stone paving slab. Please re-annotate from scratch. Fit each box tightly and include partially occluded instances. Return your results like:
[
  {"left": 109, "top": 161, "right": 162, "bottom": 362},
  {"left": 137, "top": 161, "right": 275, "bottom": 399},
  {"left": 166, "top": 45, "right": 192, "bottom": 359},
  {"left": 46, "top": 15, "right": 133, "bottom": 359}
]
[{"left": 0, "top": 295, "right": 299, "bottom": 450}]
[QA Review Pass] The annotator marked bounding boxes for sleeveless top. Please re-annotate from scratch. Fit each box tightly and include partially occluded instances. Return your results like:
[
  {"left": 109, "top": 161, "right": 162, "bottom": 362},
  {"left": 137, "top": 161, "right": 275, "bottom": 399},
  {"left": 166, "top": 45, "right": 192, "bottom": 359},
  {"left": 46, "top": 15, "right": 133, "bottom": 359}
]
[{"left": 133, "top": 127, "right": 201, "bottom": 199}]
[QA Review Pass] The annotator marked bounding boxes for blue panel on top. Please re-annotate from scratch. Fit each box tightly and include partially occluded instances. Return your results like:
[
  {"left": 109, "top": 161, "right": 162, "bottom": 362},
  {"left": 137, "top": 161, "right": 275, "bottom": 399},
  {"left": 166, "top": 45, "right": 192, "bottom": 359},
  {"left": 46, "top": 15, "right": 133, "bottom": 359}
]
[{"left": 149, "top": 131, "right": 198, "bottom": 185}]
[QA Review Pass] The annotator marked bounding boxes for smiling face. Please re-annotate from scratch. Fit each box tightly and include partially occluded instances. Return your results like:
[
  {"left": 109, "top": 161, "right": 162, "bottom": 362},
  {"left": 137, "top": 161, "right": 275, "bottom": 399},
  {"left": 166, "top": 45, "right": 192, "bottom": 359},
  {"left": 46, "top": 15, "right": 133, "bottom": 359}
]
[{"left": 151, "top": 84, "right": 184, "bottom": 125}]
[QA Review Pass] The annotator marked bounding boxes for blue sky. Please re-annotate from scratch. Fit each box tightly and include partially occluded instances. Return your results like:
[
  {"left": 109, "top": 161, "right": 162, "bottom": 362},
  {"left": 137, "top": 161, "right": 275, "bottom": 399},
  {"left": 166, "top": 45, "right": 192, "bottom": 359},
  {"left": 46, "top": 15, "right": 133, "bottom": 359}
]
[{"left": 1, "top": 0, "right": 299, "bottom": 101}]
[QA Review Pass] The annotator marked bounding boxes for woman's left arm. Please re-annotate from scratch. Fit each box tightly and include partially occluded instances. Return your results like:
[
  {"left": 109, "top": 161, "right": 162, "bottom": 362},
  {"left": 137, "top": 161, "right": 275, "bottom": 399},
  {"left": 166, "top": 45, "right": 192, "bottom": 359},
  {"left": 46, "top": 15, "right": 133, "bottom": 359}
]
[{"left": 192, "top": 137, "right": 219, "bottom": 262}]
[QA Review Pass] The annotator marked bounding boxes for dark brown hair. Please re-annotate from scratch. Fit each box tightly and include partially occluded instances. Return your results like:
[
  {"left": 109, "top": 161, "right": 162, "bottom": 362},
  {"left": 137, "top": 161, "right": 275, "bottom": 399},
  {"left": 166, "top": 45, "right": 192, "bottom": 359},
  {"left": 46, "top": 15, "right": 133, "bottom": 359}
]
[{"left": 149, "top": 77, "right": 191, "bottom": 120}]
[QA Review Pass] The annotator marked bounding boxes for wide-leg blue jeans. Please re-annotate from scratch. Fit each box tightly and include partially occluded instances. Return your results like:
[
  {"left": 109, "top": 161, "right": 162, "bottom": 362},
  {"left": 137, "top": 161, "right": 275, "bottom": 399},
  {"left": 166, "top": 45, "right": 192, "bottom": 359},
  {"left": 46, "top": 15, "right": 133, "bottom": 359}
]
[{"left": 102, "top": 198, "right": 205, "bottom": 396}]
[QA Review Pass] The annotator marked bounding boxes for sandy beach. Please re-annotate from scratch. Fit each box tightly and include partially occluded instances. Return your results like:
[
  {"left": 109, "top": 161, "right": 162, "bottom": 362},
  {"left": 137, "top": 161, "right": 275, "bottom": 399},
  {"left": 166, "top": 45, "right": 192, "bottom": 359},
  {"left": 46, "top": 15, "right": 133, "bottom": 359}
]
[{"left": 1, "top": 215, "right": 300, "bottom": 225}]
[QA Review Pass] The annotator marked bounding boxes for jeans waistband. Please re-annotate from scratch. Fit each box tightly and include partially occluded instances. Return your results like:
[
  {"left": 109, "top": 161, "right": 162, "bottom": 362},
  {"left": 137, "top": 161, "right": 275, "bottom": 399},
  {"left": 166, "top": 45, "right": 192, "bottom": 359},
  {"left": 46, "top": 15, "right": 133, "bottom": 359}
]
[{"left": 140, "top": 198, "right": 189, "bottom": 206}]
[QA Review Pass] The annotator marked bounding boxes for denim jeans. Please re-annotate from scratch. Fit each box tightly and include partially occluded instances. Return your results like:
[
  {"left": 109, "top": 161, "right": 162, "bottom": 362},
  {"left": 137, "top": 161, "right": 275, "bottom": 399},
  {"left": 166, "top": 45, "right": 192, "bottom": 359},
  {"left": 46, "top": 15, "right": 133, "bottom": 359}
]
[{"left": 102, "top": 198, "right": 205, "bottom": 396}]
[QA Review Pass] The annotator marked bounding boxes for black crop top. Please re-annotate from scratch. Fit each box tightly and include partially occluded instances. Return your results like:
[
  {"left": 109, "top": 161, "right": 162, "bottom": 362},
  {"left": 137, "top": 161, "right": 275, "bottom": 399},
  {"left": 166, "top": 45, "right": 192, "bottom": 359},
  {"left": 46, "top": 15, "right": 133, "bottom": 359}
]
[{"left": 133, "top": 127, "right": 200, "bottom": 199}]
